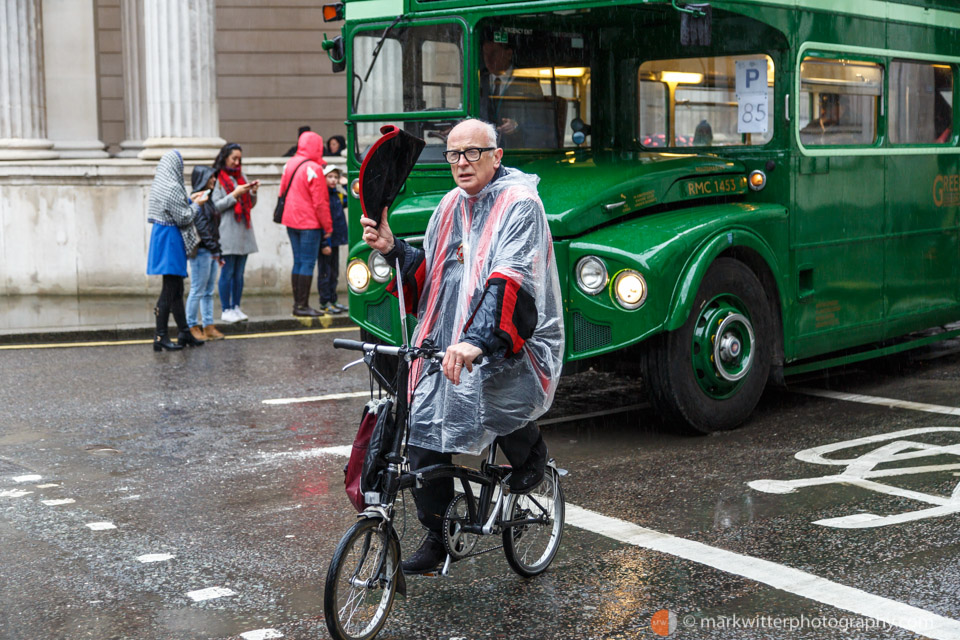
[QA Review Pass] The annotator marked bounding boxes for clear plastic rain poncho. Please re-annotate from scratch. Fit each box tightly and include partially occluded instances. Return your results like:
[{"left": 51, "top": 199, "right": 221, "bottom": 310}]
[{"left": 398, "top": 167, "right": 564, "bottom": 455}]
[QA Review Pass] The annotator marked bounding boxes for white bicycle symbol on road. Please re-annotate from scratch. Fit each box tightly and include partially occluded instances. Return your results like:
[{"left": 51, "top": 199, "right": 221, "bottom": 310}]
[{"left": 749, "top": 427, "right": 960, "bottom": 528}]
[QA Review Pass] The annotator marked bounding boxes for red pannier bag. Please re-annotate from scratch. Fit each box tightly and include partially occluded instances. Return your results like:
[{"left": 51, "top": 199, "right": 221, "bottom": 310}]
[{"left": 344, "top": 403, "right": 378, "bottom": 512}]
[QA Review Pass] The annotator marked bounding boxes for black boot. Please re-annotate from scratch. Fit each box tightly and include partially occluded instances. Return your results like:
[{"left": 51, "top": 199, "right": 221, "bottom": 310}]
[
  {"left": 153, "top": 306, "right": 183, "bottom": 351},
  {"left": 177, "top": 329, "right": 205, "bottom": 347},
  {"left": 508, "top": 434, "right": 547, "bottom": 494},
  {"left": 401, "top": 532, "right": 447, "bottom": 575},
  {"left": 153, "top": 331, "right": 183, "bottom": 351},
  {"left": 292, "top": 274, "right": 323, "bottom": 317}
]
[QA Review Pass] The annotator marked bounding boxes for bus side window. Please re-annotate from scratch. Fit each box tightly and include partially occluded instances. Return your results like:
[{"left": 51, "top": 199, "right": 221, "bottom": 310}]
[
  {"left": 799, "top": 57, "right": 882, "bottom": 147},
  {"left": 889, "top": 60, "right": 954, "bottom": 145}
]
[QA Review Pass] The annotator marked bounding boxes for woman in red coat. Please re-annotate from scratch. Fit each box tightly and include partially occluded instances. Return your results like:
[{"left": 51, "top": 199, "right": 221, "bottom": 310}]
[{"left": 279, "top": 131, "right": 333, "bottom": 316}]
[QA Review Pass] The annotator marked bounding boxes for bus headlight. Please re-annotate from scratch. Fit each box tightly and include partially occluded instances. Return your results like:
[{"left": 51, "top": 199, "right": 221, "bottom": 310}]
[
  {"left": 350, "top": 178, "right": 361, "bottom": 199},
  {"left": 368, "top": 251, "right": 392, "bottom": 283},
  {"left": 347, "top": 259, "right": 371, "bottom": 293},
  {"left": 575, "top": 256, "right": 608, "bottom": 295},
  {"left": 613, "top": 270, "right": 647, "bottom": 309}
]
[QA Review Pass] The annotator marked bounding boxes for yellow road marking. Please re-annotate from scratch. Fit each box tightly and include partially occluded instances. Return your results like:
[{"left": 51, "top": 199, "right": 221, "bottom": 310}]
[{"left": 0, "top": 326, "right": 357, "bottom": 350}]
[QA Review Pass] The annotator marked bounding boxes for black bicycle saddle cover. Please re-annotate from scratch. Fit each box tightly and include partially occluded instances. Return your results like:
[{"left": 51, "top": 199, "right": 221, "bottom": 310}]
[{"left": 358, "top": 124, "right": 425, "bottom": 227}]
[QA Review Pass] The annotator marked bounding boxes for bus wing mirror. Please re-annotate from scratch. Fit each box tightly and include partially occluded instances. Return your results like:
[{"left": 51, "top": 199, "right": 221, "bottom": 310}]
[{"left": 322, "top": 34, "right": 346, "bottom": 73}]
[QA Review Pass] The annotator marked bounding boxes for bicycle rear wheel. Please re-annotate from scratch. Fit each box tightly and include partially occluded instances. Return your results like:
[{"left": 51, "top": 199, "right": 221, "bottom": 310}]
[
  {"left": 324, "top": 518, "right": 399, "bottom": 640},
  {"left": 502, "top": 467, "right": 564, "bottom": 577}
]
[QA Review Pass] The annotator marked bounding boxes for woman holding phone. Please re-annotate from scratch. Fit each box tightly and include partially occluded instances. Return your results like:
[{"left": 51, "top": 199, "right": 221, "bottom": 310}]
[{"left": 213, "top": 142, "right": 259, "bottom": 323}]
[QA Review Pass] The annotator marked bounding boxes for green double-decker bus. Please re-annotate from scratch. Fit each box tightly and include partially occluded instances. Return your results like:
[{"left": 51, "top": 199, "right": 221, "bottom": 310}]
[{"left": 328, "top": 0, "right": 960, "bottom": 433}]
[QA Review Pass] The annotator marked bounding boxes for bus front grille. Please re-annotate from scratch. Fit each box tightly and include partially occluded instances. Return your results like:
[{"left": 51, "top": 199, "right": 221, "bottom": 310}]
[
  {"left": 366, "top": 299, "right": 393, "bottom": 334},
  {"left": 572, "top": 313, "right": 612, "bottom": 354}
]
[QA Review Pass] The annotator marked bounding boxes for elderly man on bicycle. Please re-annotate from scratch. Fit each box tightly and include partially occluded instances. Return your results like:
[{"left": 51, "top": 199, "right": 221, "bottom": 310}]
[{"left": 360, "top": 118, "right": 564, "bottom": 574}]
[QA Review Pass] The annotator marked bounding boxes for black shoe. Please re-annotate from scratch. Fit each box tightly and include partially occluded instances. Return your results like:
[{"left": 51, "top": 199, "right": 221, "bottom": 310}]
[
  {"left": 177, "top": 330, "right": 205, "bottom": 347},
  {"left": 401, "top": 532, "right": 447, "bottom": 575},
  {"left": 153, "top": 332, "right": 184, "bottom": 352},
  {"left": 508, "top": 436, "right": 547, "bottom": 494}
]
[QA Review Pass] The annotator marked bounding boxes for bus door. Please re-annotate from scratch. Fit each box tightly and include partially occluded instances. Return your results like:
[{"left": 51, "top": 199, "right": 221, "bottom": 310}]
[
  {"left": 884, "top": 60, "right": 959, "bottom": 333},
  {"left": 793, "top": 56, "right": 885, "bottom": 355}
]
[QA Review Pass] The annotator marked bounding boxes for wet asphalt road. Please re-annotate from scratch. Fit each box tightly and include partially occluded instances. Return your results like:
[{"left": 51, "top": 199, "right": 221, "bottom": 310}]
[{"left": 1, "top": 328, "right": 960, "bottom": 640}]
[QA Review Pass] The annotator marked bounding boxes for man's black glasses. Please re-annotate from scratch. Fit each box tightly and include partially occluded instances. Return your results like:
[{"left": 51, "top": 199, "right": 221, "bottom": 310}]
[{"left": 442, "top": 147, "right": 495, "bottom": 164}]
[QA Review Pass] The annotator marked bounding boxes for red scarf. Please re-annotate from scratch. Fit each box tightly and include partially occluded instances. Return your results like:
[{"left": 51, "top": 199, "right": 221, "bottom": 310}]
[{"left": 218, "top": 167, "right": 253, "bottom": 228}]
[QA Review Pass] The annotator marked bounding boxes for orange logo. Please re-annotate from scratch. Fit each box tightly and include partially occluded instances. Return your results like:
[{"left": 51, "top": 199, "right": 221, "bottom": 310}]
[
  {"left": 934, "top": 173, "right": 960, "bottom": 208},
  {"left": 651, "top": 609, "right": 677, "bottom": 636}
]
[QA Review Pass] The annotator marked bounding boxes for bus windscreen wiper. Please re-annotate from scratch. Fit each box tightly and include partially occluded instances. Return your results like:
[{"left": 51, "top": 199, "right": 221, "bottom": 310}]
[{"left": 353, "top": 15, "right": 405, "bottom": 112}]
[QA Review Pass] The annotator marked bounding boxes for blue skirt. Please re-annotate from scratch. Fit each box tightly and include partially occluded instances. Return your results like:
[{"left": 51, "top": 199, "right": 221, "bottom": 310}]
[{"left": 146, "top": 222, "right": 188, "bottom": 276}]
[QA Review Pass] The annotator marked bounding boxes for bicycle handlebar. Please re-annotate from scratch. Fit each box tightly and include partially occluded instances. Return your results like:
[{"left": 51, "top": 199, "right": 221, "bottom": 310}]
[{"left": 333, "top": 338, "right": 484, "bottom": 365}]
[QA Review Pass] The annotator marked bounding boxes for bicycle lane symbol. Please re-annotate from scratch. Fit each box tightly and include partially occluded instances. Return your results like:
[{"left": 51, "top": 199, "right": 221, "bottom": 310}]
[{"left": 748, "top": 427, "right": 960, "bottom": 528}]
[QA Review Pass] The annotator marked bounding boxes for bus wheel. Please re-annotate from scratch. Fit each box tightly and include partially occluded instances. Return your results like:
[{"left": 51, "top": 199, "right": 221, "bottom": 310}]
[{"left": 644, "top": 258, "right": 773, "bottom": 434}]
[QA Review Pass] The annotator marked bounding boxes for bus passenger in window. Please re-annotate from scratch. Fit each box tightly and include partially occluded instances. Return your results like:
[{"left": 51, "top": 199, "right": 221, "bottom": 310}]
[
  {"left": 693, "top": 119, "right": 713, "bottom": 146},
  {"left": 800, "top": 93, "right": 846, "bottom": 145},
  {"left": 935, "top": 93, "right": 952, "bottom": 144}
]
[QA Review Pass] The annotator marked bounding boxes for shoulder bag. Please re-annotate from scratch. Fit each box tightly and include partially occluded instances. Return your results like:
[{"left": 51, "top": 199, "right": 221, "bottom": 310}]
[{"left": 273, "top": 159, "right": 311, "bottom": 223}]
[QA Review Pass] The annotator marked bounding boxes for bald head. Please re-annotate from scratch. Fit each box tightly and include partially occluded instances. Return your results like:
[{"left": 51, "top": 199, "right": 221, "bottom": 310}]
[{"left": 446, "top": 119, "right": 503, "bottom": 195}]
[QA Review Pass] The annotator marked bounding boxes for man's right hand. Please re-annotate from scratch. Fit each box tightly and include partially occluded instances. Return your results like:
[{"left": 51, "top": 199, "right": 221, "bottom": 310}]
[{"left": 360, "top": 207, "right": 394, "bottom": 254}]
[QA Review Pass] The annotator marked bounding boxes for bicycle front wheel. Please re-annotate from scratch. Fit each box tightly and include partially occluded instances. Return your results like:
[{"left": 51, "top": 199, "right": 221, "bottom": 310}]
[
  {"left": 502, "top": 467, "right": 565, "bottom": 577},
  {"left": 324, "top": 517, "right": 399, "bottom": 640}
]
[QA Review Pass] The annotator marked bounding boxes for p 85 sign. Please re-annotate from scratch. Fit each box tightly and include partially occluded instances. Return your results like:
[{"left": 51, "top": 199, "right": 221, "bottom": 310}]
[{"left": 736, "top": 59, "right": 768, "bottom": 134}]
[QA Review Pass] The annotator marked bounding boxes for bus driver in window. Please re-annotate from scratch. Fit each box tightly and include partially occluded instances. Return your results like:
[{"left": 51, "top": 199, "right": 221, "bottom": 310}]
[{"left": 480, "top": 38, "right": 543, "bottom": 147}]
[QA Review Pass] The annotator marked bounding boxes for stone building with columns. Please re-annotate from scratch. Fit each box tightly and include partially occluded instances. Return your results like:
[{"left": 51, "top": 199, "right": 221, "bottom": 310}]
[{"left": 0, "top": 0, "right": 347, "bottom": 296}]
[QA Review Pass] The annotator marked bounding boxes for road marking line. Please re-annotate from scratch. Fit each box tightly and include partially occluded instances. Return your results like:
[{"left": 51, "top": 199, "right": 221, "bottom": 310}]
[
  {"left": 186, "top": 587, "right": 236, "bottom": 602},
  {"left": 137, "top": 553, "right": 175, "bottom": 563},
  {"left": 312, "top": 444, "right": 960, "bottom": 639},
  {"left": 564, "top": 504, "right": 960, "bottom": 639},
  {"left": 0, "top": 326, "right": 356, "bottom": 350},
  {"left": 794, "top": 387, "right": 960, "bottom": 416},
  {"left": 240, "top": 630, "right": 283, "bottom": 640},
  {"left": 36, "top": 483, "right": 60, "bottom": 488},
  {"left": 262, "top": 390, "right": 370, "bottom": 405},
  {"left": 41, "top": 498, "right": 75, "bottom": 506},
  {"left": 85, "top": 522, "right": 117, "bottom": 531},
  {"left": 259, "top": 445, "right": 354, "bottom": 462},
  {"left": 0, "top": 489, "right": 32, "bottom": 498},
  {"left": 12, "top": 474, "right": 42, "bottom": 483}
]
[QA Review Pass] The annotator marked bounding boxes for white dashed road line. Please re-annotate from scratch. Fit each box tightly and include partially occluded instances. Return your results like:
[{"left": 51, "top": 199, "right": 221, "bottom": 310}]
[
  {"left": 794, "top": 387, "right": 960, "bottom": 416},
  {"left": 85, "top": 522, "right": 117, "bottom": 531},
  {"left": 262, "top": 390, "right": 371, "bottom": 405},
  {"left": 137, "top": 553, "right": 175, "bottom": 564},
  {"left": 186, "top": 587, "right": 237, "bottom": 602},
  {"left": 240, "top": 629, "right": 284, "bottom": 640}
]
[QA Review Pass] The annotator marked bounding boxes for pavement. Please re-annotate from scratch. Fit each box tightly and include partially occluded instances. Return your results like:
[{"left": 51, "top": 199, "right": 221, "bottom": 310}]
[{"left": 0, "top": 294, "right": 355, "bottom": 345}]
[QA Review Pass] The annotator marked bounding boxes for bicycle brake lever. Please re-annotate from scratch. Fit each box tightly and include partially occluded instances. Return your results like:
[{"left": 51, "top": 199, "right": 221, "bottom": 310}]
[{"left": 342, "top": 357, "right": 365, "bottom": 371}]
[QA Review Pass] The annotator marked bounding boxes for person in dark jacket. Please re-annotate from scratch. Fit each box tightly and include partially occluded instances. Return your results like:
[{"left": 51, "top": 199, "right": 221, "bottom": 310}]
[
  {"left": 317, "top": 165, "right": 348, "bottom": 314},
  {"left": 146, "top": 150, "right": 206, "bottom": 351},
  {"left": 324, "top": 135, "right": 346, "bottom": 157},
  {"left": 186, "top": 166, "right": 226, "bottom": 341},
  {"left": 283, "top": 126, "right": 312, "bottom": 157}
]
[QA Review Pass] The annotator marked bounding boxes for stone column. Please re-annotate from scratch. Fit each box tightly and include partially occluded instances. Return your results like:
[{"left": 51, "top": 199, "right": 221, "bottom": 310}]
[
  {"left": 41, "top": 0, "right": 108, "bottom": 158},
  {"left": 0, "top": 0, "right": 58, "bottom": 160},
  {"left": 139, "top": 0, "right": 224, "bottom": 161},
  {"left": 118, "top": 0, "right": 147, "bottom": 157}
]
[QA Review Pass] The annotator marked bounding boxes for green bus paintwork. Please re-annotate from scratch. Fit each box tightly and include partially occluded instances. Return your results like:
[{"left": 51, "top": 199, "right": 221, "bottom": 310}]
[{"left": 339, "top": 0, "right": 960, "bottom": 377}]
